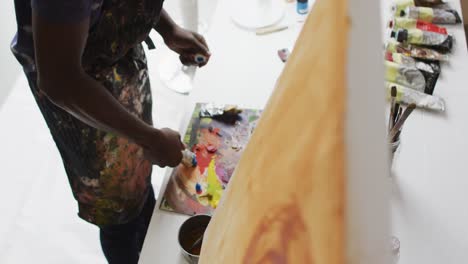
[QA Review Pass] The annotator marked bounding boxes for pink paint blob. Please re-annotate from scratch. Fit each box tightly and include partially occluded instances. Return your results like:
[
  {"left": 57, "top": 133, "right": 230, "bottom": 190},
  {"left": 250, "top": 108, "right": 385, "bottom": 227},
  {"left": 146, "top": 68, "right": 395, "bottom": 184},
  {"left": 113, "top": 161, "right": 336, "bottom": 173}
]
[
  {"left": 206, "top": 144, "right": 218, "bottom": 153},
  {"left": 215, "top": 165, "right": 229, "bottom": 185}
]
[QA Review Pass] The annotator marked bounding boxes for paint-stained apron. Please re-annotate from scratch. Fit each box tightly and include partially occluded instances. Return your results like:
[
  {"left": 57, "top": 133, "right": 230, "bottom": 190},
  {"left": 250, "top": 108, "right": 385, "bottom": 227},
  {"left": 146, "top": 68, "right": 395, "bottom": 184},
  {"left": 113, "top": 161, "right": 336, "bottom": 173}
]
[{"left": 24, "top": 0, "right": 163, "bottom": 226}]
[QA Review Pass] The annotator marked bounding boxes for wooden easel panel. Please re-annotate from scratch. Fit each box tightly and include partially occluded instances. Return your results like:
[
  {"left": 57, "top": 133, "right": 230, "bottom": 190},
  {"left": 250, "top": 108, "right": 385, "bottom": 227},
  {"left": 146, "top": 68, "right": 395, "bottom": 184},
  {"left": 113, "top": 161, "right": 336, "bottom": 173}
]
[{"left": 199, "top": 0, "right": 348, "bottom": 262}]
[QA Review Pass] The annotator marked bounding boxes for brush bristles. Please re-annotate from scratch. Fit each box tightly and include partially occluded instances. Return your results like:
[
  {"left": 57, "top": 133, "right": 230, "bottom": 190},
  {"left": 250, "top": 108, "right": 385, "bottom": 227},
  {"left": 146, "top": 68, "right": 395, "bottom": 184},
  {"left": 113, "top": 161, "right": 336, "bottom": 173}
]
[{"left": 391, "top": 86, "right": 397, "bottom": 98}]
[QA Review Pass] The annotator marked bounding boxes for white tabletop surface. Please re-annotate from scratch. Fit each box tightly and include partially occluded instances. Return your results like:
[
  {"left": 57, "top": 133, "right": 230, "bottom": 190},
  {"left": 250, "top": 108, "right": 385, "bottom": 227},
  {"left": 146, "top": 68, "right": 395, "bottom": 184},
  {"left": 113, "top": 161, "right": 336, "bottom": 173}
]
[{"left": 140, "top": 0, "right": 468, "bottom": 263}]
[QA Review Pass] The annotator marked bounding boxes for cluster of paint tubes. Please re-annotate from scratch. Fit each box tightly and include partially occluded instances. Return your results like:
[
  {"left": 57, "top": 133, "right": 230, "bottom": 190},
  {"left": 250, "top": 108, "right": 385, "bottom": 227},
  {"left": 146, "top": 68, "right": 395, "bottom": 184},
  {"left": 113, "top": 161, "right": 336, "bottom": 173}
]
[
  {"left": 385, "top": 0, "right": 462, "bottom": 150},
  {"left": 385, "top": 0, "right": 461, "bottom": 114}
]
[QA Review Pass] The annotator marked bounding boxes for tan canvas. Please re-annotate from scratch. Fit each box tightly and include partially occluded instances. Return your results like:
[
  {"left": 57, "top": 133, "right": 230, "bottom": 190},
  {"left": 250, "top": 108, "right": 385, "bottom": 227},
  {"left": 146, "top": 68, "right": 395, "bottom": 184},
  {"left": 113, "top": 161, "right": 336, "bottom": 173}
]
[{"left": 199, "top": 0, "right": 348, "bottom": 262}]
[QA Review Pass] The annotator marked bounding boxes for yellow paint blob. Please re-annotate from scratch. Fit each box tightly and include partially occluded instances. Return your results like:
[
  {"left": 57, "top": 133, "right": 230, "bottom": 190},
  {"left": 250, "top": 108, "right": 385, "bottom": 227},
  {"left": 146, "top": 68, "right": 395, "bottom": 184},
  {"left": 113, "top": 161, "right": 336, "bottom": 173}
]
[{"left": 206, "top": 157, "right": 223, "bottom": 208}]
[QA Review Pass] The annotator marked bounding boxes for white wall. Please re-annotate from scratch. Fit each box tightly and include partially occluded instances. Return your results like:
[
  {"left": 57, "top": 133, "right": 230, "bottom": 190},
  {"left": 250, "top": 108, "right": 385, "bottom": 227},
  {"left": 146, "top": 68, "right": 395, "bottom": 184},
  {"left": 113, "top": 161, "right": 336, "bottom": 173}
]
[{"left": 0, "top": 1, "right": 21, "bottom": 108}]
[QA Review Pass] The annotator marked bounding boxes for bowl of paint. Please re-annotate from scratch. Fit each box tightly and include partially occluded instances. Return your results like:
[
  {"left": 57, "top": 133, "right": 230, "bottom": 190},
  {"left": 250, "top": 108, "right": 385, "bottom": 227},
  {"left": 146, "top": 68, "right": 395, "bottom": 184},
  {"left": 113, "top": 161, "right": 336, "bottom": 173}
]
[{"left": 178, "top": 214, "right": 211, "bottom": 264}]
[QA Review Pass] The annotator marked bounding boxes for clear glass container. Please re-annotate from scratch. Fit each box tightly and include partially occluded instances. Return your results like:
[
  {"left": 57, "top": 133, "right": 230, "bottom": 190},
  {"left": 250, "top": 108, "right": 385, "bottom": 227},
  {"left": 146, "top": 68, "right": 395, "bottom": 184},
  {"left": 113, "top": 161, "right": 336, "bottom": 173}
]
[{"left": 390, "top": 236, "right": 401, "bottom": 264}]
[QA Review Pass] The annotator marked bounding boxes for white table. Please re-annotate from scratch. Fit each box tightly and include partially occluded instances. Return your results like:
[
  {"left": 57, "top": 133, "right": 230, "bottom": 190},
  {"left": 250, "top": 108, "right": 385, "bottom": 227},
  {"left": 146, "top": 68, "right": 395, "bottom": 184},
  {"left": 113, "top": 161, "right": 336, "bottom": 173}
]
[
  {"left": 140, "top": 0, "right": 468, "bottom": 263},
  {"left": 382, "top": 1, "right": 468, "bottom": 264},
  {"left": 139, "top": 1, "right": 306, "bottom": 263}
]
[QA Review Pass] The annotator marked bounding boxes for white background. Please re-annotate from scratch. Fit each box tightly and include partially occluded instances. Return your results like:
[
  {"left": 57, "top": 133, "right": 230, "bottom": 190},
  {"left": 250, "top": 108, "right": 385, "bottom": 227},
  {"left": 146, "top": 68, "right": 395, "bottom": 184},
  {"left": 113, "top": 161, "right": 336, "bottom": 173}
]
[{"left": 0, "top": 1, "right": 21, "bottom": 107}]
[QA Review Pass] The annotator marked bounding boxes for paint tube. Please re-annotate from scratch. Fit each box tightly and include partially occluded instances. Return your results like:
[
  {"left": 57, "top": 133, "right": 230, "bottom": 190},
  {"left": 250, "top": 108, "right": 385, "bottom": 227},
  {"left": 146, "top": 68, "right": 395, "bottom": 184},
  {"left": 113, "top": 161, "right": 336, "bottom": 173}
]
[
  {"left": 181, "top": 150, "right": 198, "bottom": 167},
  {"left": 400, "top": 6, "right": 461, "bottom": 24},
  {"left": 392, "top": 0, "right": 414, "bottom": 14},
  {"left": 194, "top": 54, "right": 207, "bottom": 65},
  {"left": 386, "top": 82, "right": 445, "bottom": 111},
  {"left": 414, "top": 0, "right": 446, "bottom": 5},
  {"left": 385, "top": 52, "right": 441, "bottom": 94},
  {"left": 389, "top": 18, "right": 447, "bottom": 34},
  {"left": 391, "top": 28, "right": 453, "bottom": 53},
  {"left": 385, "top": 39, "right": 450, "bottom": 61},
  {"left": 385, "top": 61, "right": 426, "bottom": 92},
  {"left": 391, "top": 0, "right": 447, "bottom": 16},
  {"left": 417, "top": 60, "right": 440, "bottom": 95}
]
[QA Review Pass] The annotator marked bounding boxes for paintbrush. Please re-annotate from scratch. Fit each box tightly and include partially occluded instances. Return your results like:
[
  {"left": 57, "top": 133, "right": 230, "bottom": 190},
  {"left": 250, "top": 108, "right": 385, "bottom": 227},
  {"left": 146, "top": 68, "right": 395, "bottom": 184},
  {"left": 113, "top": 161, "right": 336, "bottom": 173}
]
[
  {"left": 393, "top": 103, "right": 401, "bottom": 127},
  {"left": 389, "top": 104, "right": 416, "bottom": 140},
  {"left": 256, "top": 25, "right": 289, "bottom": 35},
  {"left": 188, "top": 233, "right": 204, "bottom": 252},
  {"left": 393, "top": 130, "right": 401, "bottom": 143},
  {"left": 389, "top": 86, "right": 397, "bottom": 133},
  {"left": 395, "top": 105, "right": 402, "bottom": 125},
  {"left": 392, "top": 105, "right": 402, "bottom": 137}
]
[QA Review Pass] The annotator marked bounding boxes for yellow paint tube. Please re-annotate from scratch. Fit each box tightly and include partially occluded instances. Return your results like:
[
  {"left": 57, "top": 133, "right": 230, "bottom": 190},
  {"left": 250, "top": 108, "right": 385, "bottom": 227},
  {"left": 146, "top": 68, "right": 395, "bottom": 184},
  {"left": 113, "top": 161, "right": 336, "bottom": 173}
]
[
  {"left": 391, "top": 0, "right": 446, "bottom": 16},
  {"left": 385, "top": 51, "right": 441, "bottom": 95},
  {"left": 401, "top": 6, "right": 461, "bottom": 24},
  {"left": 385, "top": 61, "right": 426, "bottom": 92}
]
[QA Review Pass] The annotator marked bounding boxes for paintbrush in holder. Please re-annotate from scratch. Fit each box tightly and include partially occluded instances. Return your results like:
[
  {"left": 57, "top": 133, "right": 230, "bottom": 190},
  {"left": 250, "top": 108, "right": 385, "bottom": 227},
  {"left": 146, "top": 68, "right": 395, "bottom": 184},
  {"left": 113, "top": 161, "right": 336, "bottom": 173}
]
[
  {"left": 388, "top": 91, "right": 416, "bottom": 165},
  {"left": 388, "top": 86, "right": 401, "bottom": 163},
  {"left": 389, "top": 104, "right": 416, "bottom": 142}
]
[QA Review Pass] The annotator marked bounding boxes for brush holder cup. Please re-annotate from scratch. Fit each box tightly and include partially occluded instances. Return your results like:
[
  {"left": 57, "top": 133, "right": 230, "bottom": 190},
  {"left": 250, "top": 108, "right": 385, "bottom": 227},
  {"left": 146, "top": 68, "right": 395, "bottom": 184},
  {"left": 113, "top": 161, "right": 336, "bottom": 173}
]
[{"left": 178, "top": 214, "right": 212, "bottom": 264}]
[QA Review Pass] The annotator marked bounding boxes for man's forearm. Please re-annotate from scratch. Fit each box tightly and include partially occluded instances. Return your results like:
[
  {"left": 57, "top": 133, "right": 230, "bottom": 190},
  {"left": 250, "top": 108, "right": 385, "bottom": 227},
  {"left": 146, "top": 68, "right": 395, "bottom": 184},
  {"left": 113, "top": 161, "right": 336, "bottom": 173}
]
[
  {"left": 40, "top": 72, "right": 159, "bottom": 148},
  {"left": 154, "top": 9, "right": 178, "bottom": 38},
  {"left": 33, "top": 12, "right": 162, "bottom": 151}
]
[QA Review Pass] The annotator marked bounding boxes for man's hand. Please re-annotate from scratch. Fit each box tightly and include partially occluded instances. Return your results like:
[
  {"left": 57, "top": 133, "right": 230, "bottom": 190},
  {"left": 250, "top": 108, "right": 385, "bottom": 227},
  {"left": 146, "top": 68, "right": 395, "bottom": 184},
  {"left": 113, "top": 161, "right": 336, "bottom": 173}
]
[
  {"left": 163, "top": 25, "right": 211, "bottom": 67},
  {"left": 155, "top": 9, "right": 211, "bottom": 67},
  {"left": 143, "top": 128, "right": 185, "bottom": 168}
]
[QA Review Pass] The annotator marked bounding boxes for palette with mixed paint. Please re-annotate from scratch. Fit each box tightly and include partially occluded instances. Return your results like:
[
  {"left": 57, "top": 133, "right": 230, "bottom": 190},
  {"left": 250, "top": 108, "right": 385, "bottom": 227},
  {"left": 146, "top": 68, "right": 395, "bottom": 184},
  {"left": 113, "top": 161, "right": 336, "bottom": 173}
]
[{"left": 160, "top": 103, "right": 262, "bottom": 216}]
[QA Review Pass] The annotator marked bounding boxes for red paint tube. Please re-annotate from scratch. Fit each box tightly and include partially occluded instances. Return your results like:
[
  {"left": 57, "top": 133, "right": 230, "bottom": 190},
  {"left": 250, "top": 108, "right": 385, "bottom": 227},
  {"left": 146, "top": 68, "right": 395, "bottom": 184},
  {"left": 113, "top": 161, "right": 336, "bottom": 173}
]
[{"left": 389, "top": 18, "right": 447, "bottom": 34}]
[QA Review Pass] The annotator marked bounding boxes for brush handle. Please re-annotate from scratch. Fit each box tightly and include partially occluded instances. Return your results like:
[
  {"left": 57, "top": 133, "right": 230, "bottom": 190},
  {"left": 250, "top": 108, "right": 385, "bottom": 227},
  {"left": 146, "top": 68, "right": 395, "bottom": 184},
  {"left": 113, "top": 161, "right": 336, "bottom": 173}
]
[
  {"left": 389, "top": 105, "right": 416, "bottom": 140},
  {"left": 256, "top": 25, "right": 289, "bottom": 35},
  {"left": 188, "top": 234, "right": 204, "bottom": 251},
  {"left": 389, "top": 98, "right": 395, "bottom": 133},
  {"left": 393, "top": 104, "right": 401, "bottom": 127},
  {"left": 389, "top": 86, "right": 397, "bottom": 133}
]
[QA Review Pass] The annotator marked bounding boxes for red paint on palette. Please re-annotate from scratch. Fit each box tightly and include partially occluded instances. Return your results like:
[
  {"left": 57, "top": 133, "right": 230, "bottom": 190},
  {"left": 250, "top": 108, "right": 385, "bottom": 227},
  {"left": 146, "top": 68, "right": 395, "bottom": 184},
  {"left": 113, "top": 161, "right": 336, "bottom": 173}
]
[
  {"left": 212, "top": 128, "right": 221, "bottom": 136},
  {"left": 193, "top": 144, "right": 215, "bottom": 174}
]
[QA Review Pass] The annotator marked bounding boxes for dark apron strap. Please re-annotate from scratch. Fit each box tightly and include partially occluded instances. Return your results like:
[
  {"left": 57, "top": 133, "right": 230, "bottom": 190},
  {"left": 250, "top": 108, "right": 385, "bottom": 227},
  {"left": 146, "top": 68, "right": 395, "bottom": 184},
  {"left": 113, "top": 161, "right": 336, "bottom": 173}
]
[{"left": 144, "top": 36, "right": 156, "bottom": 50}]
